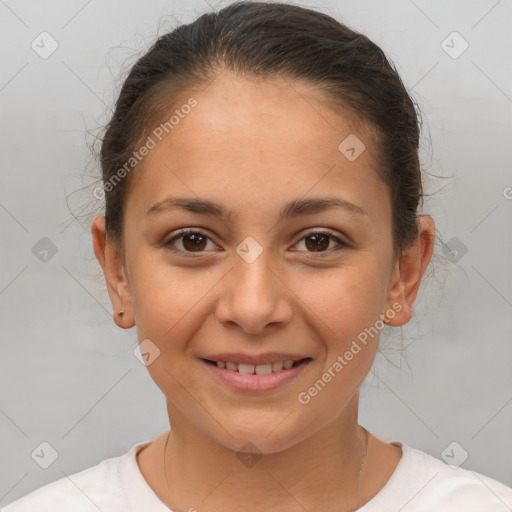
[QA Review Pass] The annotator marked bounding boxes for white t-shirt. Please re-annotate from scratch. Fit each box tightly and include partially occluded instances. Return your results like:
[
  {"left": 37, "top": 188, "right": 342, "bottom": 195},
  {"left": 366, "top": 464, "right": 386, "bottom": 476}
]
[{"left": 3, "top": 440, "right": 512, "bottom": 511}]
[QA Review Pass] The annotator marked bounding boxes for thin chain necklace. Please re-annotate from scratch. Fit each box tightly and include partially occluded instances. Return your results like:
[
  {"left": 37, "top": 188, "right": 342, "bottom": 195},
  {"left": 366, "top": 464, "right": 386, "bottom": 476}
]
[
  {"left": 162, "top": 425, "right": 369, "bottom": 508},
  {"left": 356, "top": 425, "right": 369, "bottom": 488}
]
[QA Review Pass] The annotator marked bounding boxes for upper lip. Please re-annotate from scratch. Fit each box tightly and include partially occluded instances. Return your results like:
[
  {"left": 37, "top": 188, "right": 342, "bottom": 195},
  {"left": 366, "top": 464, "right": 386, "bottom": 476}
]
[{"left": 201, "top": 353, "right": 311, "bottom": 365}]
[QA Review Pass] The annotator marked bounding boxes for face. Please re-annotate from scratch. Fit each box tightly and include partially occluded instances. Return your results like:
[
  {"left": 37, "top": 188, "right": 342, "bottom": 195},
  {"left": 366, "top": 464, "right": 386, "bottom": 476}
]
[{"left": 103, "top": 74, "right": 411, "bottom": 453}]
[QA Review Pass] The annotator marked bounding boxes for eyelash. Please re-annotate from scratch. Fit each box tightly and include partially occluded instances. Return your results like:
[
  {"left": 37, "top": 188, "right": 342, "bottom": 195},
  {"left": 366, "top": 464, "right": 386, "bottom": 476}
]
[{"left": 162, "top": 228, "right": 348, "bottom": 258}]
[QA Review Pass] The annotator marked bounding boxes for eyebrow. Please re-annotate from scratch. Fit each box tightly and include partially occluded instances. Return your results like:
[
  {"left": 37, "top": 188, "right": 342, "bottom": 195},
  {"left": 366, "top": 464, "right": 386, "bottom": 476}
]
[{"left": 146, "top": 195, "right": 368, "bottom": 221}]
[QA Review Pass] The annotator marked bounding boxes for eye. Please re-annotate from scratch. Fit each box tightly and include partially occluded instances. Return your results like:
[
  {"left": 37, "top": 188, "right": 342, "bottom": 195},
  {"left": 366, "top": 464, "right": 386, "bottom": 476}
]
[
  {"left": 163, "top": 228, "right": 348, "bottom": 257},
  {"left": 292, "top": 230, "right": 348, "bottom": 256},
  {"left": 163, "top": 228, "right": 218, "bottom": 256}
]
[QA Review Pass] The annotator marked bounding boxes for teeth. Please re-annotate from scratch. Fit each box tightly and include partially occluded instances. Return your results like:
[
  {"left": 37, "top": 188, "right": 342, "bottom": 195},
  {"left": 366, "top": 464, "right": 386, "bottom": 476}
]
[
  {"left": 272, "top": 361, "right": 283, "bottom": 372},
  {"left": 238, "top": 363, "right": 255, "bottom": 374},
  {"left": 255, "top": 363, "right": 272, "bottom": 375},
  {"left": 213, "top": 359, "right": 302, "bottom": 374}
]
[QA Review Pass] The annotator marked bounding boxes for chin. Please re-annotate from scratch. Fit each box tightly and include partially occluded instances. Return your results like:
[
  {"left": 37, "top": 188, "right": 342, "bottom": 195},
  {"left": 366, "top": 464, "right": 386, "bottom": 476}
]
[{"left": 208, "top": 417, "right": 315, "bottom": 456}]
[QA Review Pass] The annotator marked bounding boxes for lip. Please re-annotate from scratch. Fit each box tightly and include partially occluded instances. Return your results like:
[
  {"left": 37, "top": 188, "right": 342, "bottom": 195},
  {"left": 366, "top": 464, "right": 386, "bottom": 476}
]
[
  {"left": 201, "top": 357, "right": 312, "bottom": 393},
  {"left": 200, "top": 352, "right": 309, "bottom": 365}
]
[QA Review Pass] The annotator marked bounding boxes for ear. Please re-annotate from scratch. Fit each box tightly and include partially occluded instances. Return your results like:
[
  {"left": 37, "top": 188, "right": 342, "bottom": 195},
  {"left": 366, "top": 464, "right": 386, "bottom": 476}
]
[
  {"left": 384, "top": 215, "right": 435, "bottom": 326},
  {"left": 91, "top": 215, "right": 135, "bottom": 328}
]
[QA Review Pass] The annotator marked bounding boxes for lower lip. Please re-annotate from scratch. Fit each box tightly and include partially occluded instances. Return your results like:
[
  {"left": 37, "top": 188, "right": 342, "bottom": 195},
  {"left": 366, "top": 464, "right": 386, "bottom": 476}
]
[{"left": 201, "top": 359, "right": 311, "bottom": 393}]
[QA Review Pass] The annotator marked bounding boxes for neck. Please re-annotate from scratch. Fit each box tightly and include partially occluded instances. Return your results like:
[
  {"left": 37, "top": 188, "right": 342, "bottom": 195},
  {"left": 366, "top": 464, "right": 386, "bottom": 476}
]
[{"left": 158, "top": 394, "right": 371, "bottom": 511}]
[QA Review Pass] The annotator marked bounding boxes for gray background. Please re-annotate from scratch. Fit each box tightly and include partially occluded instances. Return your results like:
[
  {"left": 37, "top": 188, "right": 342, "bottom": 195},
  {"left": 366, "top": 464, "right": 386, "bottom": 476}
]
[{"left": 1, "top": 0, "right": 511, "bottom": 505}]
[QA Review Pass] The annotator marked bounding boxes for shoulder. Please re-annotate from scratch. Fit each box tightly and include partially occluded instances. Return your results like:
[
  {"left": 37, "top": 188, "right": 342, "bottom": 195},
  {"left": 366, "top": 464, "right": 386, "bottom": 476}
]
[
  {"left": 1, "top": 444, "right": 139, "bottom": 512},
  {"left": 368, "top": 442, "right": 512, "bottom": 511}
]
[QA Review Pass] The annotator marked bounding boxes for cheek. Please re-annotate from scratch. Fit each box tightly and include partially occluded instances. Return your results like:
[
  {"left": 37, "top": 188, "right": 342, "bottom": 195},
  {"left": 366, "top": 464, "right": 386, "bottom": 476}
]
[
  {"left": 289, "top": 260, "right": 388, "bottom": 408},
  {"left": 293, "top": 261, "right": 387, "bottom": 344},
  {"left": 291, "top": 268, "right": 384, "bottom": 427},
  {"left": 128, "top": 258, "right": 221, "bottom": 402},
  {"left": 127, "top": 251, "right": 227, "bottom": 374}
]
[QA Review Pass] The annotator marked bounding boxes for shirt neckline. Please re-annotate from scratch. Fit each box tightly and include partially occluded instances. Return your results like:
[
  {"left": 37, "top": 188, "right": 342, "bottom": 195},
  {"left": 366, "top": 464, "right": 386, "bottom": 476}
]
[
  {"left": 120, "top": 439, "right": 410, "bottom": 511},
  {"left": 354, "top": 441, "right": 410, "bottom": 510},
  {"left": 119, "top": 439, "right": 172, "bottom": 511}
]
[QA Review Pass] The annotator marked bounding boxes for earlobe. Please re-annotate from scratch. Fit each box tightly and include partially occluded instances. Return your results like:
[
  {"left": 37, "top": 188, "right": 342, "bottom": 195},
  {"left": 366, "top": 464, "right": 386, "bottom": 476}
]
[
  {"left": 91, "top": 216, "right": 135, "bottom": 328},
  {"left": 384, "top": 215, "right": 435, "bottom": 327}
]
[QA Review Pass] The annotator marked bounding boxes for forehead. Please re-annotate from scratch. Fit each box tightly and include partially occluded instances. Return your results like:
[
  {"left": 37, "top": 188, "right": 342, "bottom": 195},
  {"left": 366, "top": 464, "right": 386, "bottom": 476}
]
[
  {"left": 167, "top": 73, "right": 375, "bottom": 160},
  {"left": 125, "top": 73, "right": 390, "bottom": 226}
]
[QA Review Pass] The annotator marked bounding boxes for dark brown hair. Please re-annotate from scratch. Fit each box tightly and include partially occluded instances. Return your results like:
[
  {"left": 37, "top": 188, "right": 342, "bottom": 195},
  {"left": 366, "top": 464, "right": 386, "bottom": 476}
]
[{"left": 99, "top": 0, "right": 424, "bottom": 254}]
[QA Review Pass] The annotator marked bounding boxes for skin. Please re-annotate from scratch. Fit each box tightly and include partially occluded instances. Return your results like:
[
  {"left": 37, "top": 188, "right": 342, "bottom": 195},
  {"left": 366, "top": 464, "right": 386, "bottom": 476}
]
[{"left": 92, "top": 73, "right": 435, "bottom": 511}]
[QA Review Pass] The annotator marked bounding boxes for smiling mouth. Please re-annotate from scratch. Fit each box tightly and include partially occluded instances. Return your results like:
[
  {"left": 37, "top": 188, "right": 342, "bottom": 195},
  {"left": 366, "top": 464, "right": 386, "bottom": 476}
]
[{"left": 203, "top": 358, "right": 311, "bottom": 375}]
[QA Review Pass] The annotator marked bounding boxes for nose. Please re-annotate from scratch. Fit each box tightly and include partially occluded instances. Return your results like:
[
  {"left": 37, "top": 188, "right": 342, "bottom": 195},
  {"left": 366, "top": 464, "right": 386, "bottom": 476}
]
[{"left": 215, "top": 253, "right": 293, "bottom": 335}]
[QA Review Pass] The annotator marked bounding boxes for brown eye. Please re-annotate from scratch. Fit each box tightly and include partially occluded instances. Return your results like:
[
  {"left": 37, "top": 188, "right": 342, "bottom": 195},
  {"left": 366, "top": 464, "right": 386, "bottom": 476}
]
[
  {"left": 164, "top": 229, "right": 217, "bottom": 255},
  {"left": 181, "top": 233, "right": 207, "bottom": 251},
  {"left": 293, "top": 230, "right": 347, "bottom": 255},
  {"left": 305, "top": 233, "right": 331, "bottom": 252}
]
